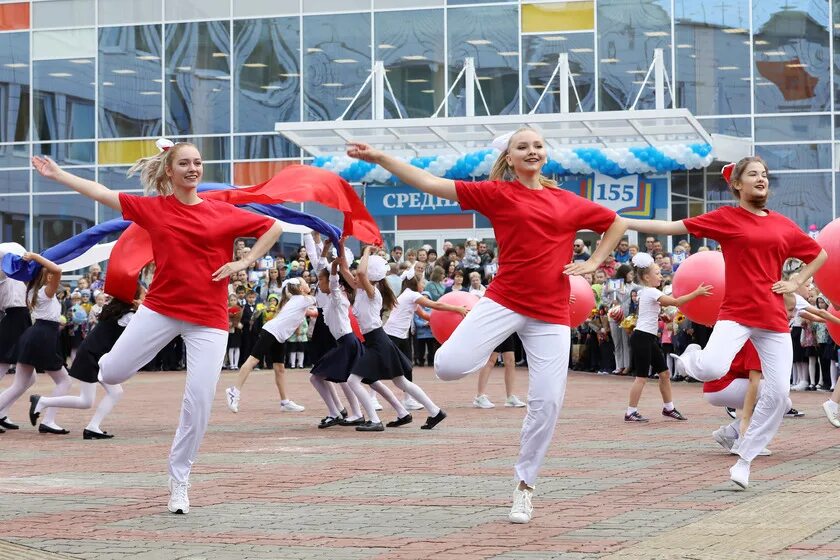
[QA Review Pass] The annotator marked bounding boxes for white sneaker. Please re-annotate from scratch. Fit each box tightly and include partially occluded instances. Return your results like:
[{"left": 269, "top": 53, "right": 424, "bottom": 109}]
[
  {"left": 505, "top": 395, "right": 526, "bottom": 408},
  {"left": 791, "top": 381, "right": 809, "bottom": 391},
  {"left": 403, "top": 396, "right": 424, "bottom": 411},
  {"left": 168, "top": 479, "right": 190, "bottom": 514},
  {"left": 371, "top": 396, "right": 383, "bottom": 411},
  {"left": 823, "top": 400, "right": 840, "bottom": 428},
  {"left": 729, "top": 459, "right": 750, "bottom": 489},
  {"left": 730, "top": 440, "right": 771, "bottom": 456},
  {"left": 225, "top": 386, "right": 240, "bottom": 413},
  {"left": 712, "top": 426, "right": 737, "bottom": 451},
  {"left": 280, "top": 400, "right": 305, "bottom": 412},
  {"left": 473, "top": 394, "right": 495, "bottom": 409},
  {"left": 508, "top": 486, "right": 533, "bottom": 524}
]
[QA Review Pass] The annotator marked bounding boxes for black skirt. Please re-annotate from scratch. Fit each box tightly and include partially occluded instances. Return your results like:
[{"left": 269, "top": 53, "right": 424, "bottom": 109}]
[
  {"left": 354, "top": 327, "right": 412, "bottom": 381},
  {"left": 309, "top": 309, "right": 336, "bottom": 363},
  {"left": 791, "top": 326, "right": 806, "bottom": 363},
  {"left": 311, "top": 332, "right": 363, "bottom": 383},
  {"left": 227, "top": 329, "right": 242, "bottom": 348},
  {"left": 16, "top": 319, "right": 63, "bottom": 371},
  {"left": 0, "top": 307, "right": 32, "bottom": 363},
  {"left": 249, "top": 330, "right": 287, "bottom": 364}
]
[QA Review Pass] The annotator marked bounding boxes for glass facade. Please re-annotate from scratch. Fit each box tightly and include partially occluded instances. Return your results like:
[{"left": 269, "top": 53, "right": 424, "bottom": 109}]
[{"left": 1, "top": 0, "right": 838, "bottom": 254}]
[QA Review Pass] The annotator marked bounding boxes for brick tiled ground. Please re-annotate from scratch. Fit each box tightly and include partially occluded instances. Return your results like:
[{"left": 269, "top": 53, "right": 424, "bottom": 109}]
[{"left": 2, "top": 367, "right": 840, "bottom": 560}]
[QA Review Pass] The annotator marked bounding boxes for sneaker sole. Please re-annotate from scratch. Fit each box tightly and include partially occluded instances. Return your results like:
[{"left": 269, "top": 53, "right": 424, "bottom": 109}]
[
  {"left": 508, "top": 515, "right": 531, "bottom": 524},
  {"left": 168, "top": 506, "right": 189, "bottom": 514},
  {"left": 713, "top": 434, "right": 734, "bottom": 451},
  {"left": 730, "top": 478, "right": 747, "bottom": 489}
]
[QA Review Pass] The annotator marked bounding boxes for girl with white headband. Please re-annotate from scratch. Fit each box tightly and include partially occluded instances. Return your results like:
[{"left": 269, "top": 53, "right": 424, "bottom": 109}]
[
  {"left": 32, "top": 138, "right": 282, "bottom": 515},
  {"left": 225, "top": 277, "right": 315, "bottom": 414},
  {"left": 347, "top": 127, "right": 627, "bottom": 523},
  {"left": 0, "top": 267, "right": 30, "bottom": 431},
  {"left": 624, "top": 252, "right": 710, "bottom": 423}
]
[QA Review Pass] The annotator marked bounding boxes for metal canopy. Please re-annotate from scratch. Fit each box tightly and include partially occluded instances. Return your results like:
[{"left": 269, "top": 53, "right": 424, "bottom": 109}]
[{"left": 275, "top": 108, "right": 716, "bottom": 159}]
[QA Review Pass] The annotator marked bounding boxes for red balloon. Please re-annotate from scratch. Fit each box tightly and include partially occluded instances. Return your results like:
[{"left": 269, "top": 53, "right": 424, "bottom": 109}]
[
  {"left": 826, "top": 305, "right": 840, "bottom": 345},
  {"left": 814, "top": 219, "right": 840, "bottom": 304},
  {"left": 671, "top": 251, "right": 726, "bottom": 327},
  {"left": 430, "top": 291, "right": 480, "bottom": 344},
  {"left": 568, "top": 275, "right": 596, "bottom": 327}
]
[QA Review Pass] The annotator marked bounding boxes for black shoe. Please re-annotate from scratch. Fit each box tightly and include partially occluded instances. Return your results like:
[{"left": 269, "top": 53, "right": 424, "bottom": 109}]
[
  {"left": 318, "top": 416, "right": 340, "bottom": 429},
  {"left": 386, "top": 414, "right": 413, "bottom": 428},
  {"left": 339, "top": 408, "right": 348, "bottom": 419},
  {"left": 725, "top": 407, "right": 737, "bottom": 419},
  {"left": 785, "top": 408, "right": 805, "bottom": 418},
  {"left": 355, "top": 421, "right": 385, "bottom": 432},
  {"left": 420, "top": 410, "right": 447, "bottom": 430},
  {"left": 337, "top": 416, "right": 365, "bottom": 426},
  {"left": 29, "top": 394, "right": 41, "bottom": 426},
  {"left": 624, "top": 411, "right": 649, "bottom": 423},
  {"left": 0, "top": 426, "right": 4, "bottom": 433},
  {"left": 38, "top": 424, "right": 70, "bottom": 435},
  {"left": 807, "top": 385, "right": 817, "bottom": 392},
  {"left": 662, "top": 408, "right": 687, "bottom": 421},
  {"left": 0, "top": 416, "right": 19, "bottom": 430},
  {"left": 83, "top": 429, "right": 114, "bottom": 440}
]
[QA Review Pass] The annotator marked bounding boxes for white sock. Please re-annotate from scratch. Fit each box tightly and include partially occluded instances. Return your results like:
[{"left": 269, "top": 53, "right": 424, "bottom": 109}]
[
  {"left": 349, "top": 374, "right": 381, "bottom": 423},
  {"left": 664, "top": 402, "right": 675, "bottom": 411},
  {"left": 309, "top": 376, "right": 340, "bottom": 418},
  {"left": 392, "top": 376, "right": 439, "bottom": 416},
  {"left": 831, "top": 361, "right": 838, "bottom": 387},
  {"left": 86, "top": 383, "right": 123, "bottom": 433},
  {"left": 626, "top": 407, "right": 637, "bottom": 415},
  {"left": 370, "top": 380, "right": 408, "bottom": 417}
]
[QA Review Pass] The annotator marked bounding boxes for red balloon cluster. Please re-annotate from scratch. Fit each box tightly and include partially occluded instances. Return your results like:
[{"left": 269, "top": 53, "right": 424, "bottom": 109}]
[
  {"left": 671, "top": 251, "right": 726, "bottom": 327},
  {"left": 814, "top": 219, "right": 840, "bottom": 306}
]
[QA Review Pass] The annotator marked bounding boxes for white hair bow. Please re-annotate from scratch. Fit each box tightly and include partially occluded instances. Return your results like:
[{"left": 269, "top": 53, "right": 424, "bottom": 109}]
[
  {"left": 631, "top": 252, "right": 654, "bottom": 269},
  {"left": 156, "top": 138, "right": 175, "bottom": 152},
  {"left": 490, "top": 131, "right": 515, "bottom": 152}
]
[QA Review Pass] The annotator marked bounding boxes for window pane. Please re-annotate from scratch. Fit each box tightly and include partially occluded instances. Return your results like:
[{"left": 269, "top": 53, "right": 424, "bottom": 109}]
[
  {"left": 523, "top": 33, "right": 595, "bottom": 113},
  {"left": 753, "top": 0, "right": 830, "bottom": 113},
  {"left": 33, "top": 0, "right": 94, "bottom": 29},
  {"left": 597, "top": 0, "right": 672, "bottom": 111},
  {"left": 165, "top": 0, "right": 229, "bottom": 21},
  {"left": 695, "top": 117, "right": 751, "bottom": 137},
  {"left": 99, "top": 166, "right": 142, "bottom": 191},
  {"left": 32, "top": 193, "right": 95, "bottom": 252},
  {"left": 0, "top": 3, "right": 29, "bottom": 32},
  {"left": 755, "top": 114, "right": 831, "bottom": 142},
  {"left": 0, "top": 194, "right": 28, "bottom": 247},
  {"left": 235, "top": 0, "right": 299, "bottom": 18},
  {"left": 33, "top": 29, "right": 96, "bottom": 59},
  {"left": 447, "top": 5, "right": 519, "bottom": 116},
  {"left": 675, "top": 0, "right": 750, "bottom": 116},
  {"left": 303, "top": 12, "right": 372, "bottom": 121},
  {"left": 33, "top": 141, "right": 94, "bottom": 165},
  {"left": 235, "top": 135, "right": 300, "bottom": 159},
  {"left": 0, "top": 168, "right": 28, "bottom": 194},
  {"left": 99, "top": 25, "right": 163, "bottom": 138},
  {"left": 0, "top": 31, "right": 30, "bottom": 142},
  {"left": 234, "top": 17, "right": 300, "bottom": 132},
  {"left": 200, "top": 162, "right": 230, "bottom": 184},
  {"left": 304, "top": 0, "right": 369, "bottom": 12},
  {"left": 165, "top": 21, "right": 231, "bottom": 135},
  {"left": 99, "top": 0, "right": 162, "bottom": 26},
  {"left": 33, "top": 59, "right": 95, "bottom": 141},
  {"left": 0, "top": 144, "right": 29, "bottom": 168},
  {"left": 374, "top": 9, "right": 445, "bottom": 119},
  {"left": 768, "top": 172, "right": 831, "bottom": 229},
  {"left": 522, "top": 2, "right": 594, "bottom": 33},
  {"left": 755, "top": 143, "right": 832, "bottom": 170}
]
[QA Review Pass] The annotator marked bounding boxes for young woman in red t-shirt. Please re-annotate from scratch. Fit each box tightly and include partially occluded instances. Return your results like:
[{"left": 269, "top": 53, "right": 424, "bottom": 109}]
[
  {"left": 348, "top": 128, "right": 627, "bottom": 524},
  {"left": 32, "top": 142, "right": 282, "bottom": 514},
  {"left": 624, "top": 156, "right": 826, "bottom": 490}
]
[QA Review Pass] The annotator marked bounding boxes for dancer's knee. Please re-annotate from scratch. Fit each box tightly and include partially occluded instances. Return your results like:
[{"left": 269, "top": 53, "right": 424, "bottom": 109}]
[{"left": 434, "top": 344, "right": 485, "bottom": 381}]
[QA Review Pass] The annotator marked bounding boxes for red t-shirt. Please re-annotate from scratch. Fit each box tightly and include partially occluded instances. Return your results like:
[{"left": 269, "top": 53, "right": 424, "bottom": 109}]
[
  {"left": 703, "top": 340, "right": 760, "bottom": 393},
  {"left": 456, "top": 180, "right": 616, "bottom": 324},
  {"left": 119, "top": 193, "right": 274, "bottom": 330},
  {"left": 683, "top": 206, "right": 822, "bottom": 332}
]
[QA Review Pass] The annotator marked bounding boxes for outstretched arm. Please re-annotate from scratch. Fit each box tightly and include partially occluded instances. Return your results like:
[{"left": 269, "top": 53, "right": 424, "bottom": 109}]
[
  {"left": 416, "top": 295, "right": 467, "bottom": 316},
  {"left": 22, "top": 252, "right": 62, "bottom": 298},
  {"left": 772, "top": 250, "right": 828, "bottom": 294},
  {"left": 347, "top": 142, "right": 457, "bottom": 201},
  {"left": 351, "top": 243, "right": 374, "bottom": 298},
  {"left": 212, "top": 221, "right": 283, "bottom": 282},
  {"left": 624, "top": 218, "right": 688, "bottom": 236},
  {"left": 658, "top": 283, "right": 712, "bottom": 307},
  {"left": 32, "top": 156, "right": 122, "bottom": 211}
]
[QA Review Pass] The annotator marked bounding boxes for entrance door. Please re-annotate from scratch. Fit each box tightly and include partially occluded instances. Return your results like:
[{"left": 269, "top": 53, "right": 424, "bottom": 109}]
[{"left": 395, "top": 228, "right": 496, "bottom": 255}]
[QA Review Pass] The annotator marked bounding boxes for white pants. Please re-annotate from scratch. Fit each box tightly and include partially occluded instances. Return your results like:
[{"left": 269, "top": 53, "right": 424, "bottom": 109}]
[
  {"left": 703, "top": 378, "right": 756, "bottom": 410},
  {"left": 682, "top": 320, "right": 792, "bottom": 462},
  {"left": 435, "top": 297, "right": 570, "bottom": 487},
  {"left": 98, "top": 306, "right": 227, "bottom": 483},
  {"left": 609, "top": 320, "right": 630, "bottom": 370}
]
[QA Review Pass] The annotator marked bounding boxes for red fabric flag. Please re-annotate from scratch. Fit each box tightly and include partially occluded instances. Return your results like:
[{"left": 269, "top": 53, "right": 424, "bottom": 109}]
[{"left": 104, "top": 165, "right": 381, "bottom": 303}]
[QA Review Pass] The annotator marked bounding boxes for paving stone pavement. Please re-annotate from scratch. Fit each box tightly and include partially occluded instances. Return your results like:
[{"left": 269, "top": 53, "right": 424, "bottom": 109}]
[{"left": 1, "top": 367, "right": 840, "bottom": 559}]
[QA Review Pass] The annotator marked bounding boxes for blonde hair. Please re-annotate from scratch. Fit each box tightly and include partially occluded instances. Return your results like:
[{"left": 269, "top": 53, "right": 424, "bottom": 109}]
[
  {"left": 127, "top": 142, "right": 198, "bottom": 196},
  {"left": 489, "top": 127, "right": 557, "bottom": 188}
]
